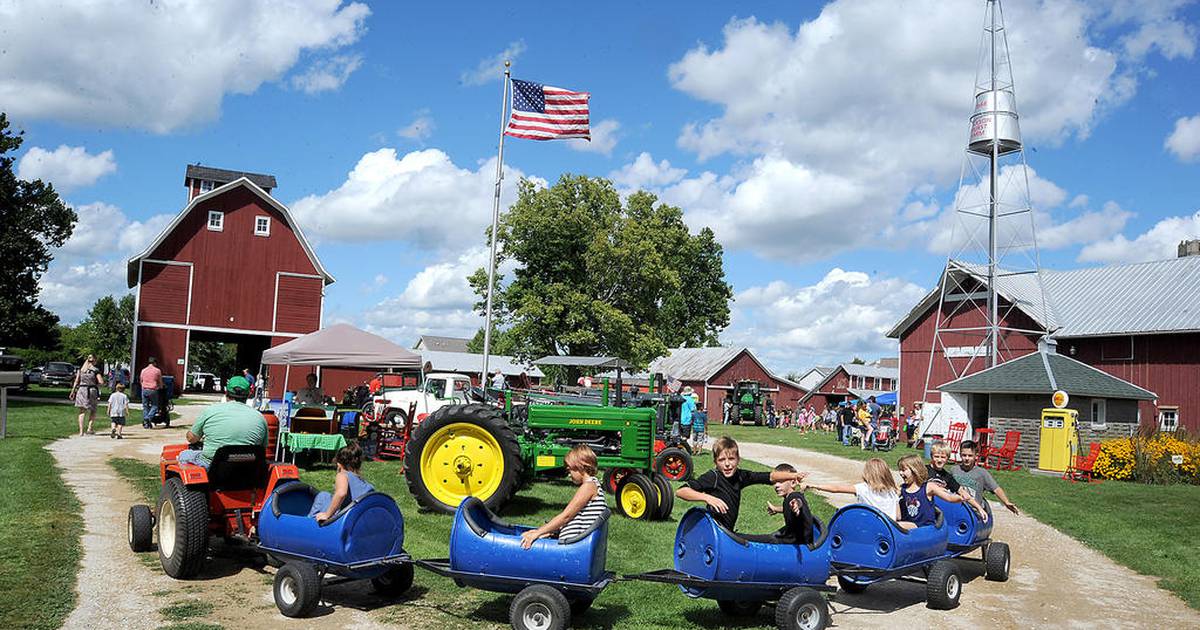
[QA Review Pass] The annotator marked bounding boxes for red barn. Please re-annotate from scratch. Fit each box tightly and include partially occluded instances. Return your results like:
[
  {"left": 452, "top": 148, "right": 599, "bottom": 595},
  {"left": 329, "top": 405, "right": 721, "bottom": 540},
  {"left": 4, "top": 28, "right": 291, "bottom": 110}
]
[
  {"left": 889, "top": 256, "right": 1200, "bottom": 433},
  {"left": 799, "top": 363, "right": 898, "bottom": 414},
  {"left": 127, "top": 166, "right": 333, "bottom": 391},
  {"left": 648, "top": 347, "right": 807, "bottom": 415}
]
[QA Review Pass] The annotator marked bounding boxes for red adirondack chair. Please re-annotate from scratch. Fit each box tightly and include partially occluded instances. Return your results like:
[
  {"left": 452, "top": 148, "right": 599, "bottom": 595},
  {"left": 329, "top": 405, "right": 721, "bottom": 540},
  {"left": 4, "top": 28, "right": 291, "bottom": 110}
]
[
  {"left": 985, "top": 430, "right": 1021, "bottom": 471},
  {"left": 946, "top": 422, "right": 968, "bottom": 461},
  {"left": 1063, "top": 442, "right": 1102, "bottom": 483}
]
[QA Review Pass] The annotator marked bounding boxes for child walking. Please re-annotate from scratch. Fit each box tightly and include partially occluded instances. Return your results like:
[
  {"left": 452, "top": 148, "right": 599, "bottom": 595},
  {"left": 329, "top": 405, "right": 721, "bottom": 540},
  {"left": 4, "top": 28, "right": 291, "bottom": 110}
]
[
  {"left": 310, "top": 443, "right": 375, "bottom": 522},
  {"left": 107, "top": 383, "right": 129, "bottom": 439},
  {"left": 803, "top": 457, "right": 901, "bottom": 521},
  {"left": 521, "top": 445, "right": 606, "bottom": 548}
]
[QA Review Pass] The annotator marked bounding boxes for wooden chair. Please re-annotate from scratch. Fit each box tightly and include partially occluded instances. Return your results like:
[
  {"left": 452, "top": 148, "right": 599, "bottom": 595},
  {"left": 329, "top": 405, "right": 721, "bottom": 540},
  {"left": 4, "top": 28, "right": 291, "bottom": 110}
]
[
  {"left": 974, "top": 428, "right": 996, "bottom": 464},
  {"left": 946, "top": 422, "right": 968, "bottom": 461},
  {"left": 985, "top": 430, "right": 1021, "bottom": 471},
  {"left": 1063, "top": 442, "right": 1103, "bottom": 483}
]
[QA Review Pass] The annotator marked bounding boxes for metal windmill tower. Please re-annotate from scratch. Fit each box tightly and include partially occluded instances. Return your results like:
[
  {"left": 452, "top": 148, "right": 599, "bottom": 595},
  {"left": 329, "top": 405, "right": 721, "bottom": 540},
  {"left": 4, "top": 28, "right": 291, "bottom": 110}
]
[{"left": 921, "top": 0, "right": 1053, "bottom": 411}]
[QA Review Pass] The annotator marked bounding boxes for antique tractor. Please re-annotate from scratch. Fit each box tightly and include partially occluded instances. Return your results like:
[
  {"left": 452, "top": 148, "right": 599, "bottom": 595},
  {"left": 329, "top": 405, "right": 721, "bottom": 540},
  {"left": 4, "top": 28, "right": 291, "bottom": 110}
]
[{"left": 726, "top": 379, "right": 765, "bottom": 426}]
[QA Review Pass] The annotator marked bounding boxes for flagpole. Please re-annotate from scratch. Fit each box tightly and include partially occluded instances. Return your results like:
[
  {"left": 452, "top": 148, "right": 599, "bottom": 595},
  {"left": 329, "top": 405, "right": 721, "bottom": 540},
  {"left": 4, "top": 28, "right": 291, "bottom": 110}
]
[{"left": 481, "top": 60, "right": 511, "bottom": 388}]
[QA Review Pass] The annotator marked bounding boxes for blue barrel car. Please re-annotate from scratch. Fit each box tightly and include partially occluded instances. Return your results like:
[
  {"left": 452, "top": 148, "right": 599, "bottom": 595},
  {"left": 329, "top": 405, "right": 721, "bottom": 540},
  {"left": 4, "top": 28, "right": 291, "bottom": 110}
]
[
  {"left": 826, "top": 504, "right": 961, "bottom": 609},
  {"left": 258, "top": 482, "right": 413, "bottom": 617},
  {"left": 934, "top": 497, "right": 1010, "bottom": 582},
  {"left": 415, "top": 496, "right": 615, "bottom": 630},
  {"left": 627, "top": 508, "right": 833, "bottom": 630}
]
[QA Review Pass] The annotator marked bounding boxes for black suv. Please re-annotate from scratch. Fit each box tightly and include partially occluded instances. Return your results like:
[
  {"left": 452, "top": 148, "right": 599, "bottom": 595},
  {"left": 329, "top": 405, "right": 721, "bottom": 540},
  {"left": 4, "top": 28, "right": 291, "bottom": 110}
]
[{"left": 42, "top": 361, "right": 76, "bottom": 387}]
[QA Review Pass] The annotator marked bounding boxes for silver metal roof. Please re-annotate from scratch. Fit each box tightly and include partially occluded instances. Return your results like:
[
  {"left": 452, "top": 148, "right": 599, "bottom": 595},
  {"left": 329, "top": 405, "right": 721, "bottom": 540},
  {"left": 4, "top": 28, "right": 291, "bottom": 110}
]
[
  {"left": 422, "top": 350, "right": 544, "bottom": 378},
  {"left": 649, "top": 347, "right": 746, "bottom": 382},
  {"left": 842, "top": 363, "right": 900, "bottom": 379},
  {"left": 533, "top": 356, "right": 633, "bottom": 370}
]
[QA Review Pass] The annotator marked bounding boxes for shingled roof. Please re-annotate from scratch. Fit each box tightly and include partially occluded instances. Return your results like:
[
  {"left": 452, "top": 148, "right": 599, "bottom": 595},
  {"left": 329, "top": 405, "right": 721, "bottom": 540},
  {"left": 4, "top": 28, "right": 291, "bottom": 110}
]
[
  {"left": 185, "top": 164, "right": 277, "bottom": 191},
  {"left": 939, "top": 351, "right": 1155, "bottom": 400}
]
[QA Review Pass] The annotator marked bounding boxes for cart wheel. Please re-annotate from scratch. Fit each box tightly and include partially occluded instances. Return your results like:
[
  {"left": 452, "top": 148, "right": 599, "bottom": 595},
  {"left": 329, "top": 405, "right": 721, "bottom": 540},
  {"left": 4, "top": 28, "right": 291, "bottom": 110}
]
[
  {"left": 602, "top": 467, "right": 634, "bottom": 494},
  {"left": 775, "top": 587, "right": 829, "bottom": 630},
  {"left": 984, "top": 541, "right": 1011, "bottom": 582},
  {"left": 925, "top": 560, "right": 961, "bottom": 610},
  {"left": 649, "top": 472, "right": 674, "bottom": 520},
  {"left": 616, "top": 473, "right": 658, "bottom": 520},
  {"left": 717, "top": 599, "right": 762, "bottom": 618},
  {"left": 510, "top": 584, "right": 570, "bottom": 630},
  {"left": 371, "top": 562, "right": 414, "bottom": 597},
  {"left": 128, "top": 504, "right": 154, "bottom": 552},
  {"left": 836, "top": 575, "right": 868, "bottom": 594},
  {"left": 655, "top": 447, "right": 693, "bottom": 481},
  {"left": 569, "top": 595, "right": 595, "bottom": 616},
  {"left": 274, "top": 562, "right": 322, "bottom": 618}
]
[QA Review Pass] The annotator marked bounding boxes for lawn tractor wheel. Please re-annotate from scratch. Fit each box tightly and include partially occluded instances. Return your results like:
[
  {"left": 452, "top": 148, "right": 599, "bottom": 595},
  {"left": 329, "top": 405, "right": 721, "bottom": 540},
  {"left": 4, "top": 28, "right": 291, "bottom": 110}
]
[
  {"left": 655, "top": 447, "right": 693, "bottom": 481},
  {"left": 128, "top": 504, "right": 154, "bottom": 552},
  {"left": 924, "top": 560, "right": 962, "bottom": 610},
  {"left": 836, "top": 575, "right": 868, "bottom": 594},
  {"left": 775, "top": 587, "right": 829, "bottom": 630},
  {"left": 649, "top": 472, "right": 674, "bottom": 520},
  {"left": 274, "top": 562, "right": 322, "bottom": 618},
  {"left": 405, "top": 404, "right": 523, "bottom": 515},
  {"left": 372, "top": 562, "right": 415, "bottom": 597},
  {"left": 616, "top": 473, "right": 658, "bottom": 520},
  {"left": 984, "top": 541, "right": 1011, "bottom": 582},
  {"left": 717, "top": 599, "right": 762, "bottom": 617},
  {"left": 156, "top": 477, "right": 209, "bottom": 579},
  {"left": 602, "top": 467, "right": 634, "bottom": 494},
  {"left": 510, "top": 584, "right": 570, "bottom": 630}
]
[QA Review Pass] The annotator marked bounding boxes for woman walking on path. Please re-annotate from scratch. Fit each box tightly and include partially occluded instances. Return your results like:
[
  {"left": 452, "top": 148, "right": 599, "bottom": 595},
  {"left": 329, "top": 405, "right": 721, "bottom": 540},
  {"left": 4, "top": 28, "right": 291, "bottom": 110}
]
[{"left": 71, "top": 354, "right": 104, "bottom": 436}]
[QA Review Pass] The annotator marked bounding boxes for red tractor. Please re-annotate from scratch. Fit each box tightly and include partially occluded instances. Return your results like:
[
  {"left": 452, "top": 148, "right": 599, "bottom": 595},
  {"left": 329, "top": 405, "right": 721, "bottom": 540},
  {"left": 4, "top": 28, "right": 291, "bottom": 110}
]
[{"left": 128, "top": 441, "right": 299, "bottom": 578}]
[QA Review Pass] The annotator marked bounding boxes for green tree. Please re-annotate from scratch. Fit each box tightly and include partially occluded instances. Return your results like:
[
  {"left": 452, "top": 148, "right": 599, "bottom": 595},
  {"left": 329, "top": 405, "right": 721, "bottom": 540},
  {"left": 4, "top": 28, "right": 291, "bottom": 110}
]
[
  {"left": 850, "top": 357, "right": 866, "bottom": 365},
  {"left": 188, "top": 341, "right": 237, "bottom": 379},
  {"left": 0, "top": 113, "right": 77, "bottom": 346},
  {"left": 77, "top": 294, "right": 135, "bottom": 365},
  {"left": 470, "top": 175, "right": 732, "bottom": 368}
]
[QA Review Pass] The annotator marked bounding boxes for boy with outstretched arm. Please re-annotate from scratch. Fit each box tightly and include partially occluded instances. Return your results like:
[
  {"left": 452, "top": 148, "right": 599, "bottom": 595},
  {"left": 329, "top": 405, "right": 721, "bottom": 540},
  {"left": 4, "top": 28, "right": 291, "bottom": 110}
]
[
  {"left": 765, "top": 463, "right": 816, "bottom": 544},
  {"left": 676, "top": 436, "right": 808, "bottom": 532},
  {"left": 954, "top": 440, "right": 1019, "bottom": 515}
]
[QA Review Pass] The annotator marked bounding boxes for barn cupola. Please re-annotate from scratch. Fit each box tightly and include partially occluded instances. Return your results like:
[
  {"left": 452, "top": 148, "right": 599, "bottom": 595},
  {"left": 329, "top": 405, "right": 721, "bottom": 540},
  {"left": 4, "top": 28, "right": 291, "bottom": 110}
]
[{"left": 184, "top": 164, "right": 278, "bottom": 201}]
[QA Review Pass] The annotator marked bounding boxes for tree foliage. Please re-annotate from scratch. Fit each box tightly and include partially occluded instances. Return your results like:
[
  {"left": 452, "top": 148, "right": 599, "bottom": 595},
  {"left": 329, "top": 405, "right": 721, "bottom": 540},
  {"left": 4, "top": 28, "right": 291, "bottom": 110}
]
[
  {"left": 78, "top": 295, "right": 135, "bottom": 364},
  {"left": 0, "top": 113, "right": 77, "bottom": 347},
  {"left": 470, "top": 175, "right": 732, "bottom": 368},
  {"left": 189, "top": 341, "right": 238, "bottom": 379}
]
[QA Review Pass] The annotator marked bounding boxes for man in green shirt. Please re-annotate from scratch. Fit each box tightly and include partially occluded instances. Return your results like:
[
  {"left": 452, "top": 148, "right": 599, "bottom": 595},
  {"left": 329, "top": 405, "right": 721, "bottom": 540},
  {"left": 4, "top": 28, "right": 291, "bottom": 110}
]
[{"left": 177, "top": 376, "right": 268, "bottom": 469}]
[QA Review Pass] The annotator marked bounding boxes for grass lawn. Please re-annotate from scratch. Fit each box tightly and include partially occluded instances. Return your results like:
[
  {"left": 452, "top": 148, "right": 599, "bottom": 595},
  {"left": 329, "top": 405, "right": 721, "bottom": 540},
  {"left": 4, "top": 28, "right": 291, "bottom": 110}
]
[
  {"left": 712, "top": 423, "right": 1200, "bottom": 609},
  {"left": 0, "top": 400, "right": 141, "bottom": 630},
  {"left": 111, "top": 452, "right": 837, "bottom": 629},
  {"left": 14, "top": 384, "right": 202, "bottom": 405}
]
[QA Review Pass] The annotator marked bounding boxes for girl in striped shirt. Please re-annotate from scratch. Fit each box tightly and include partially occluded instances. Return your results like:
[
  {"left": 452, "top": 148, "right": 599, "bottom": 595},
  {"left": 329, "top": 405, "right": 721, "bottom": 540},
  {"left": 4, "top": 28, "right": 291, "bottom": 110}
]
[{"left": 520, "top": 445, "right": 606, "bottom": 548}]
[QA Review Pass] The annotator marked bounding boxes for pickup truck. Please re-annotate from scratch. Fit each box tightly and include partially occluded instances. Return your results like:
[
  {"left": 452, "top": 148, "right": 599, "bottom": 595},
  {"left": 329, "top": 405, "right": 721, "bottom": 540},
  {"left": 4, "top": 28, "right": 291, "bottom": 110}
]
[{"left": 372, "top": 372, "right": 476, "bottom": 426}]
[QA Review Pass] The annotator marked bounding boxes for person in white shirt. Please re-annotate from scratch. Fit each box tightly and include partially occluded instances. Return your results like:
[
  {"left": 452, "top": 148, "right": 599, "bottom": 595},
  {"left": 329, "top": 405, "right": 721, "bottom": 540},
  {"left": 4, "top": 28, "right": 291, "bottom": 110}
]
[
  {"left": 107, "top": 383, "right": 130, "bottom": 439},
  {"left": 295, "top": 374, "right": 325, "bottom": 406},
  {"left": 490, "top": 370, "right": 506, "bottom": 391},
  {"left": 802, "top": 458, "right": 902, "bottom": 521}
]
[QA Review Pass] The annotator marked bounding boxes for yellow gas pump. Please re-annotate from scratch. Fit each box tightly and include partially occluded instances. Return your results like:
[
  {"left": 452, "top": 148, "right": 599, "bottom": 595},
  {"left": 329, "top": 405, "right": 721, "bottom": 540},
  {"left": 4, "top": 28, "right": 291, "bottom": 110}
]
[{"left": 1039, "top": 407, "right": 1078, "bottom": 472}]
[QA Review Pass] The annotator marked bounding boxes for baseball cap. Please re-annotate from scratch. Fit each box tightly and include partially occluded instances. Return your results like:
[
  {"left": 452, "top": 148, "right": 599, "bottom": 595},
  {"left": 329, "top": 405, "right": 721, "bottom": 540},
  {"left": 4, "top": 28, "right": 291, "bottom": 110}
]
[{"left": 226, "top": 375, "right": 251, "bottom": 397}]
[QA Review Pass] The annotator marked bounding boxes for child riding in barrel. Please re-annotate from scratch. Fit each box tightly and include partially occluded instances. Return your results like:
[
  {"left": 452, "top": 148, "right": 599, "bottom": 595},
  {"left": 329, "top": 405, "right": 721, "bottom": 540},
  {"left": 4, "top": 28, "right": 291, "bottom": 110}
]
[
  {"left": 520, "top": 445, "right": 606, "bottom": 548},
  {"left": 676, "top": 436, "right": 808, "bottom": 531},
  {"left": 896, "top": 454, "right": 986, "bottom": 530}
]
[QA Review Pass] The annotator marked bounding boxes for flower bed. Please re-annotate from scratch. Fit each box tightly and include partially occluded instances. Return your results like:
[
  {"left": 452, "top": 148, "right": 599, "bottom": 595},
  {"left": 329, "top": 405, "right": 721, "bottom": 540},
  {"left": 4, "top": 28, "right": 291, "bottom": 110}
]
[{"left": 1094, "top": 431, "right": 1200, "bottom": 484}]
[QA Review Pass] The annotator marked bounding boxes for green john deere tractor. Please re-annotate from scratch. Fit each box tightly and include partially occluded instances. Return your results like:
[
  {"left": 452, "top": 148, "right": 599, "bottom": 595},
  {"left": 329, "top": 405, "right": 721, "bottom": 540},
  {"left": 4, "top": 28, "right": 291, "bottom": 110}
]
[
  {"left": 727, "top": 379, "right": 764, "bottom": 426},
  {"left": 404, "top": 358, "right": 679, "bottom": 521}
]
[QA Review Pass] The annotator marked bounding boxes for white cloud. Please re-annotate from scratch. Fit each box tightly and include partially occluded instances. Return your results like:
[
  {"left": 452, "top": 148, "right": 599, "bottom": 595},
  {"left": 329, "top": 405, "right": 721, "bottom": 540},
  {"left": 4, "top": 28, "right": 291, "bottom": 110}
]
[
  {"left": 462, "top": 41, "right": 526, "bottom": 86},
  {"left": 17, "top": 145, "right": 116, "bottom": 192},
  {"left": 1078, "top": 211, "right": 1200, "bottom": 264},
  {"left": 361, "top": 249, "right": 494, "bottom": 342},
  {"left": 398, "top": 111, "right": 436, "bottom": 141},
  {"left": 38, "top": 261, "right": 131, "bottom": 324},
  {"left": 291, "top": 53, "right": 363, "bottom": 94},
  {"left": 1165, "top": 114, "right": 1200, "bottom": 161},
  {"left": 567, "top": 119, "right": 620, "bottom": 156},
  {"left": 727, "top": 268, "right": 928, "bottom": 371},
  {"left": 0, "top": 1, "right": 369, "bottom": 132},
  {"left": 290, "top": 147, "right": 541, "bottom": 248},
  {"left": 655, "top": 0, "right": 1190, "bottom": 261},
  {"left": 609, "top": 152, "right": 687, "bottom": 190}
]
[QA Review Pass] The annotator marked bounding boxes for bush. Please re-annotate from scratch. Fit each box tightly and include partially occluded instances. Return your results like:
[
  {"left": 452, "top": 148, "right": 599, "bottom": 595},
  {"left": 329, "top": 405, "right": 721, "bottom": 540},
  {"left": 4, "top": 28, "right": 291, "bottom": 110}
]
[{"left": 1094, "top": 431, "right": 1200, "bottom": 484}]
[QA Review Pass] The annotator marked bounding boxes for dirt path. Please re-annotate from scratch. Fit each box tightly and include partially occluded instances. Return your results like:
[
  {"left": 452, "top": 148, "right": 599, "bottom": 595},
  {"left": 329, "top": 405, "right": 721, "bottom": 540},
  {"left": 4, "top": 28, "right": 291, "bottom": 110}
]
[
  {"left": 738, "top": 442, "right": 1200, "bottom": 629},
  {"left": 49, "top": 405, "right": 399, "bottom": 630}
]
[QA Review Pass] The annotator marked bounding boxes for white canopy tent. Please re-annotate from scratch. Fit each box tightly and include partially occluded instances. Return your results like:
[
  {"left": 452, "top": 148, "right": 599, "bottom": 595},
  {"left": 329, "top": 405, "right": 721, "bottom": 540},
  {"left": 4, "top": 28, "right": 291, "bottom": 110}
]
[{"left": 260, "top": 323, "right": 422, "bottom": 391}]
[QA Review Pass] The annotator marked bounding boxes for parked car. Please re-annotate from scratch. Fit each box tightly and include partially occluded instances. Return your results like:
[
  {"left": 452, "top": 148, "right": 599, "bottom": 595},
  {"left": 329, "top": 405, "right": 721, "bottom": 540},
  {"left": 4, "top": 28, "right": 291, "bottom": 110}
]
[
  {"left": 0, "top": 354, "right": 29, "bottom": 391},
  {"left": 372, "top": 372, "right": 475, "bottom": 426},
  {"left": 26, "top": 367, "right": 44, "bottom": 385},
  {"left": 42, "top": 362, "right": 76, "bottom": 387}
]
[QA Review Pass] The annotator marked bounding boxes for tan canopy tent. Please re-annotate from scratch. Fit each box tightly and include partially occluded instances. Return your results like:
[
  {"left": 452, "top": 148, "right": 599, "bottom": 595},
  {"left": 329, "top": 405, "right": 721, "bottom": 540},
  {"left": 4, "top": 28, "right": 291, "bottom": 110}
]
[{"left": 261, "top": 323, "right": 421, "bottom": 368}]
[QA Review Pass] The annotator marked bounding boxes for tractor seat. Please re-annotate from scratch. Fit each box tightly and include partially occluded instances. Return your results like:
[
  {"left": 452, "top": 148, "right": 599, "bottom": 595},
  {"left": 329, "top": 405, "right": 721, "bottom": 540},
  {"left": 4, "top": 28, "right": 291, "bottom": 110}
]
[{"left": 206, "top": 445, "right": 269, "bottom": 491}]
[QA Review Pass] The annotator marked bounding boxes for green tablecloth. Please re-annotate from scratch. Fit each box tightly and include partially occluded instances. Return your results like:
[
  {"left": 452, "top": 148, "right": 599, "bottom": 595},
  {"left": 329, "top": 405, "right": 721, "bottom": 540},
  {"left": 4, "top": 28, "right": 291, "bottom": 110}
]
[{"left": 282, "top": 432, "right": 347, "bottom": 452}]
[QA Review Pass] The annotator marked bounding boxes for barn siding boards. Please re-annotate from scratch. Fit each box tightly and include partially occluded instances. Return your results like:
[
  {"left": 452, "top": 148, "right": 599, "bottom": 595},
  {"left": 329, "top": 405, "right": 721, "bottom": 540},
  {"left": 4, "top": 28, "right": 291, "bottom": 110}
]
[
  {"left": 134, "top": 325, "right": 188, "bottom": 387},
  {"left": 274, "top": 274, "right": 323, "bottom": 334},
  {"left": 138, "top": 262, "right": 191, "bottom": 324}
]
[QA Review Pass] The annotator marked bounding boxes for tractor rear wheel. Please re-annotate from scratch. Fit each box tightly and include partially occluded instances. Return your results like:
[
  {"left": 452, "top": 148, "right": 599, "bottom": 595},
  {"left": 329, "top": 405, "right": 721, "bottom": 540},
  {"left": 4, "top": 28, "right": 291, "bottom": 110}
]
[
  {"left": 405, "top": 404, "right": 523, "bottom": 515},
  {"left": 602, "top": 467, "right": 634, "bottom": 494},
  {"left": 655, "top": 447, "right": 693, "bottom": 481},
  {"left": 157, "top": 477, "right": 209, "bottom": 578},
  {"left": 616, "top": 473, "right": 658, "bottom": 520},
  {"left": 650, "top": 472, "right": 674, "bottom": 520}
]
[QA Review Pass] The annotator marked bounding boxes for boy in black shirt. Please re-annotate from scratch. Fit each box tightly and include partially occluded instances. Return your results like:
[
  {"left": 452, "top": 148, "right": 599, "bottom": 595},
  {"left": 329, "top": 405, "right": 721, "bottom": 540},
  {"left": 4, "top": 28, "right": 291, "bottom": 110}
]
[
  {"left": 765, "top": 463, "right": 816, "bottom": 544},
  {"left": 677, "top": 436, "right": 808, "bottom": 531}
]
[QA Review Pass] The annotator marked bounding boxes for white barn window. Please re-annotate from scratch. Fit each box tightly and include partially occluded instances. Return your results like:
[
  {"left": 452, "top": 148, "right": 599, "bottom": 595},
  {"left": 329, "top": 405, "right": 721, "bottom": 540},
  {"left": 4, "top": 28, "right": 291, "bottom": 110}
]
[
  {"left": 1159, "top": 407, "right": 1179, "bottom": 432},
  {"left": 207, "top": 211, "right": 224, "bottom": 232},
  {"left": 254, "top": 216, "right": 270, "bottom": 237},
  {"left": 199, "top": 179, "right": 216, "bottom": 193}
]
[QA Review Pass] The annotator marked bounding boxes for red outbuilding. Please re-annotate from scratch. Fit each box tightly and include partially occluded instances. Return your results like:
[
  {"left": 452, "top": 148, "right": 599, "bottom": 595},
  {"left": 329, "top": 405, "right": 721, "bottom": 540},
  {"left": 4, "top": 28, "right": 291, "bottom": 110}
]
[
  {"left": 127, "top": 166, "right": 334, "bottom": 392},
  {"left": 649, "top": 347, "right": 807, "bottom": 414}
]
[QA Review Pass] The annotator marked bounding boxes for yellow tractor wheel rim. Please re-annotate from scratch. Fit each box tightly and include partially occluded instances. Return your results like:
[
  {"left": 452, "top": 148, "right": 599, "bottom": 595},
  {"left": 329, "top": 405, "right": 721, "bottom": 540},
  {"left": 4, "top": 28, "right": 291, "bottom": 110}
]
[
  {"left": 620, "top": 481, "right": 648, "bottom": 518},
  {"left": 419, "top": 422, "right": 506, "bottom": 508}
]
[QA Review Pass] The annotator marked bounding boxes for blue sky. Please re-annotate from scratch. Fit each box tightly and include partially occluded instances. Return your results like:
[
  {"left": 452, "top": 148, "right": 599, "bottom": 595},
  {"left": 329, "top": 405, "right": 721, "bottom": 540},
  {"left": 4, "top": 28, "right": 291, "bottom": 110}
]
[{"left": 7, "top": 0, "right": 1200, "bottom": 375}]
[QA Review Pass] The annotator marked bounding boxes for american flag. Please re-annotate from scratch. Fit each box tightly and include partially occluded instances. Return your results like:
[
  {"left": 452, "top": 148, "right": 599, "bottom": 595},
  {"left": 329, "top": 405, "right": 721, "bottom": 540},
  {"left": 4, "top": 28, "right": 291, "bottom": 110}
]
[
  {"left": 666, "top": 374, "right": 682, "bottom": 393},
  {"left": 504, "top": 78, "right": 590, "bottom": 141}
]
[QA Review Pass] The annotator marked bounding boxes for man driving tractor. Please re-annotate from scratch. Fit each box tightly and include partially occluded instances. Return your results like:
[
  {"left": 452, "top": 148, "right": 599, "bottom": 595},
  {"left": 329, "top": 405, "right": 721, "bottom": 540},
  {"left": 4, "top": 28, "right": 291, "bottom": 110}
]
[{"left": 177, "top": 376, "right": 268, "bottom": 469}]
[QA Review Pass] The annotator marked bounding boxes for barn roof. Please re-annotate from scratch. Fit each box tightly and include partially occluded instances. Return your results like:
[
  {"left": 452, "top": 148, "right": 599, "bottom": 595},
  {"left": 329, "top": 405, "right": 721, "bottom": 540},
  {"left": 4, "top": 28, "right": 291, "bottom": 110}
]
[
  {"left": 888, "top": 256, "right": 1200, "bottom": 339},
  {"left": 423, "top": 350, "right": 544, "bottom": 378},
  {"left": 939, "top": 350, "right": 1155, "bottom": 400},
  {"left": 127, "top": 177, "right": 333, "bottom": 287},
  {"left": 799, "top": 362, "right": 899, "bottom": 403},
  {"left": 649, "top": 347, "right": 744, "bottom": 381},
  {"left": 415, "top": 335, "right": 471, "bottom": 353},
  {"left": 185, "top": 164, "right": 277, "bottom": 190}
]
